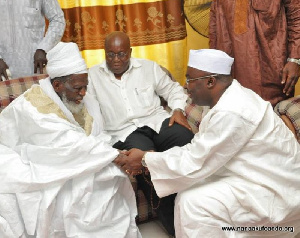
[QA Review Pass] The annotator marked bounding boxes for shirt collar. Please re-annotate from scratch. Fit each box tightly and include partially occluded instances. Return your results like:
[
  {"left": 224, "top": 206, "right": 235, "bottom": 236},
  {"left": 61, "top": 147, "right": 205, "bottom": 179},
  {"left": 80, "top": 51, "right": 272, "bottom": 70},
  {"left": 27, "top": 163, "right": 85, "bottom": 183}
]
[{"left": 99, "top": 58, "right": 142, "bottom": 75}]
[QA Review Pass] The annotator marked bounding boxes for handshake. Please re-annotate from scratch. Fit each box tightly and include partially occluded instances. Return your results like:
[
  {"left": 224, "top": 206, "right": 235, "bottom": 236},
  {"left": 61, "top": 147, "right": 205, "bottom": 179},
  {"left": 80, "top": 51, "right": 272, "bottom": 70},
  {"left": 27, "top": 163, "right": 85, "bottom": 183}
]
[{"left": 114, "top": 148, "right": 149, "bottom": 176}]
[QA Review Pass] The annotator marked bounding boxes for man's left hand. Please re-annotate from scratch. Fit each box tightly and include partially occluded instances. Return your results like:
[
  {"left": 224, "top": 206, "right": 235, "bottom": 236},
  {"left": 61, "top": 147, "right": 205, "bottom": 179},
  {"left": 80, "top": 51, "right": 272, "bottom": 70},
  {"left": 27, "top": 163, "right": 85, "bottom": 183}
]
[
  {"left": 34, "top": 49, "right": 47, "bottom": 74},
  {"left": 114, "top": 148, "right": 145, "bottom": 175},
  {"left": 169, "top": 109, "right": 192, "bottom": 131},
  {"left": 282, "top": 61, "right": 300, "bottom": 96}
]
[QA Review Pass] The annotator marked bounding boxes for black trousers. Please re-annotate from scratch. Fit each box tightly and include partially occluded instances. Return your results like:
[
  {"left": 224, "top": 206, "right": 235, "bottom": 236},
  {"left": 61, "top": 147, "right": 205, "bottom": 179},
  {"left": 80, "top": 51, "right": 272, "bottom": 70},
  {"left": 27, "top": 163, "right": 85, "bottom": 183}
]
[{"left": 113, "top": 118, "right": 194, "bottom": 236}]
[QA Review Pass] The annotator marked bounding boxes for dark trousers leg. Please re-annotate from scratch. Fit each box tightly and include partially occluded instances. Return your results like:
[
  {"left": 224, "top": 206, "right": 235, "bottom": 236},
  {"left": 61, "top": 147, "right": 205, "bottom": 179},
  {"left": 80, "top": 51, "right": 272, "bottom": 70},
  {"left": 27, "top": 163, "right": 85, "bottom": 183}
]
[
  {"left": 152, "top": 118, "right": 194, "bottom": 236},
  {"left": 113, "top": 123, "right": 194, "bottom": 236},
  {"left": 154, "top": 118, "right": 195, "bottom": 152}
]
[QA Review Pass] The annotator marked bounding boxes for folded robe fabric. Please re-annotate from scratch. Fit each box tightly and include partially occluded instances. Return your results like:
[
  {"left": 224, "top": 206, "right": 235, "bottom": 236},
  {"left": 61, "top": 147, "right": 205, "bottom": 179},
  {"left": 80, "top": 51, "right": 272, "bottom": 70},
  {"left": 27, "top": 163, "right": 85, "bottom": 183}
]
[{"left": 0, "top": 78, "right": 140, "bottom": 237}]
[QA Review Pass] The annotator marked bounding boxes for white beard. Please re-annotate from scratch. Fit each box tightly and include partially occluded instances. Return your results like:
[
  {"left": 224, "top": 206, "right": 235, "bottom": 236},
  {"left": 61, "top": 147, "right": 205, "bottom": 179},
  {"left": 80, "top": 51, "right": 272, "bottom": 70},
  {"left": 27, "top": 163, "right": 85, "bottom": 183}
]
[{"left": 62, "top": 93, "right": 84, "bottom": 114}]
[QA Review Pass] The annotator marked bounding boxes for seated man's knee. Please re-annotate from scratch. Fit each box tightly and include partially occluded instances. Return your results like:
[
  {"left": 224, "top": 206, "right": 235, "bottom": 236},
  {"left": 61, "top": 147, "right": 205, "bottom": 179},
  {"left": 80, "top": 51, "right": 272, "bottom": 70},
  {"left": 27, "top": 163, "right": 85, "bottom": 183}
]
[{"left": 157, "top": 119, "right": 194, "bottom": 150}]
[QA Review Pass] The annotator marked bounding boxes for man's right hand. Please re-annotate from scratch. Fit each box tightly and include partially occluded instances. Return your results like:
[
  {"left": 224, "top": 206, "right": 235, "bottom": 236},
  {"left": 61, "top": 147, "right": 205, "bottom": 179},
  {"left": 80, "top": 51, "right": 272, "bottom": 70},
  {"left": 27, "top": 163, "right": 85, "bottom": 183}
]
[
  {"left": 0, "top": 59, "right": 9, "bottom": 81},
  {"left": 114, "top": 149, "right": 145, "bottom": 175}
]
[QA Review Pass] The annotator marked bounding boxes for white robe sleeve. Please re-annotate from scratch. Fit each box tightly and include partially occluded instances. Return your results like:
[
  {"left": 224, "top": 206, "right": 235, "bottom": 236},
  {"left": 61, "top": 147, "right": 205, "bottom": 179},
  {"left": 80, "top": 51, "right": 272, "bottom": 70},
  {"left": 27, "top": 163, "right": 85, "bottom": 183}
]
[
  {"left": 0, "top": 98, "right": 119, "bottom": 193},
  {"left": 146, "top": 111, "right": 258, "bottom": 197},
  {"left": 153, "top": 63, "right": 188, "bottom": 111}
]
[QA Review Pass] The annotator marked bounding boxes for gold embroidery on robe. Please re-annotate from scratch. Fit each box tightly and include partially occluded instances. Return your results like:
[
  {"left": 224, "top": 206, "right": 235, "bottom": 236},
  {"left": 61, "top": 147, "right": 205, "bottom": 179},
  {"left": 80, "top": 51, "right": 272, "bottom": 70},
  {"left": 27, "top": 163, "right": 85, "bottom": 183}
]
[
  {"left": 25, "top": 86, "right": 93, "bottom": 135},
  {"left": 24, "top": 86, "right": 69, "bottom": 122},
  {"left": 73, "top": 107, "right": 93, "bottom": 136},
  {"left": 234, "top": 0, "right": 249, "bottom": 35}
]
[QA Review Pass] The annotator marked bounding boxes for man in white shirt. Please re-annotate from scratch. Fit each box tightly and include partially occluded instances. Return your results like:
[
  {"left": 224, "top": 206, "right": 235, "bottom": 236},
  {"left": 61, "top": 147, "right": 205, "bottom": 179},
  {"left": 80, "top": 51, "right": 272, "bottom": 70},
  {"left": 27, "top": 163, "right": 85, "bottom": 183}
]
[
  {"left": 88, "top": 31, "right": 194, "bottom": 235},
  {"left": 114, "top": 49, "right": 300, "bottom": 237},
  {"left": 0, "top": 42, "right": 140, "bottom": 238},
  {"left": 0, "top": 0, "right": 66, "bottom": 80}
]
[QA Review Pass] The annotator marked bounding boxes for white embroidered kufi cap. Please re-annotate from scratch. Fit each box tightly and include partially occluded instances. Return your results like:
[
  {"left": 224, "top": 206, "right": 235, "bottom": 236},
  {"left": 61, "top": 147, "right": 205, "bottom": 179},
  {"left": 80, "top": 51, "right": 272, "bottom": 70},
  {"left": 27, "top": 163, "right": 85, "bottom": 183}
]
[
  {"left": 46, "top": 42, "right": 88, "bottom": 78},
  {"left": 188, "top": 49, "right": 234, "bottom": 75}
]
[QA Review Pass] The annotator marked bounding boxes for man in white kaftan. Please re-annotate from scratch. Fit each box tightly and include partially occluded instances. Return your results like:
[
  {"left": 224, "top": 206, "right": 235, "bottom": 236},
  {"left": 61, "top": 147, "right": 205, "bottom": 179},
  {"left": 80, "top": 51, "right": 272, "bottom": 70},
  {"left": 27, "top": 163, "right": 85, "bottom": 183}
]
[
  {"left": 0, "top": 0, "right": 65, "bottom": 80},
  {"left": 114, "top": 49, "right": 300, "bottom": 237},
  {"left": 0, "top": 42, "right": 140, "bottom": 238}
]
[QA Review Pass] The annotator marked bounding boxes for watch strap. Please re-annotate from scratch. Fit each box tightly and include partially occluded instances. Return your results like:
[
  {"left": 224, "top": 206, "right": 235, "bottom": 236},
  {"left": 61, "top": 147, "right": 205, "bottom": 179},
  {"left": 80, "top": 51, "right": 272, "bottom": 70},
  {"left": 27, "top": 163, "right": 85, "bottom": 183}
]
[{"left": 287, "top": 58, "right": 300, "bottom": 65}]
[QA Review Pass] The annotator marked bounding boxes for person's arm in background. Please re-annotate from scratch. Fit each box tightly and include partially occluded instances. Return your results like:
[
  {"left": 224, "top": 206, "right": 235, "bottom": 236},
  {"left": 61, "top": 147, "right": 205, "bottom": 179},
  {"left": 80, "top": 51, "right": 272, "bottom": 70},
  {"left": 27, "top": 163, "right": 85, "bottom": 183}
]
[
  {"left": 154, "top": 63, "right": 191, "bottom": 130},
  {"left": 281, "top": 0, "right": 300, "bottom": 96},
  {"left": 34, "top": 0, "right": 66, "bottom": 74}
]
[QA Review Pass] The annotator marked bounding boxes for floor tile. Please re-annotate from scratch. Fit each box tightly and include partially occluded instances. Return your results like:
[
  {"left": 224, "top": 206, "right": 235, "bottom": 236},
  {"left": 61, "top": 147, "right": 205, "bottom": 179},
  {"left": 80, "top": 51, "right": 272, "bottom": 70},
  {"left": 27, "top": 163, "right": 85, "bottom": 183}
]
[{"left": 138, "top": 220, "right": 171, "bottom": 238}]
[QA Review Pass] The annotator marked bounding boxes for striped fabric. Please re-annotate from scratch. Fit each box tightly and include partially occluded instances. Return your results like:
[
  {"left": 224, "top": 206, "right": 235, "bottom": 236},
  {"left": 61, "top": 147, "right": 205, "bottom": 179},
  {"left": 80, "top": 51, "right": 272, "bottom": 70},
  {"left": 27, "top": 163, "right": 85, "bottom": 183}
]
[
  {"left": 185, "top": 100, "right": 204, "bottom": 134},
  {"left": 274, "top": 96, "right": 300, "bottom": 141},
  {"left": 0, "top": 74, "right": 48, "bottom": 112}
]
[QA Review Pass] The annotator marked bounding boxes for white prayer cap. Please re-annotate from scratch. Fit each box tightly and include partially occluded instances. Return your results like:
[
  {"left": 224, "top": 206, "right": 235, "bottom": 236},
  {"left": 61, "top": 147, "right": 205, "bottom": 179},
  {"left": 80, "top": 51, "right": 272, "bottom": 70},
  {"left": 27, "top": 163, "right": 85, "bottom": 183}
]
[
  {"left": 188, "top": 49, "right": 234, "bottom": 75},
  {"left": 46, "top": 42, "right": 88, "bottom": 78}
]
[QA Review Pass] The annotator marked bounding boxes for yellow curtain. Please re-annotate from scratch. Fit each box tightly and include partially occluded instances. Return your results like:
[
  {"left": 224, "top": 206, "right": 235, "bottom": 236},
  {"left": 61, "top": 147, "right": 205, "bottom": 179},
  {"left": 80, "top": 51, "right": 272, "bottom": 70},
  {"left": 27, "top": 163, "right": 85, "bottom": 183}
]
[{"left": 57, "top": 0, "right": 188, "bottom": 84}]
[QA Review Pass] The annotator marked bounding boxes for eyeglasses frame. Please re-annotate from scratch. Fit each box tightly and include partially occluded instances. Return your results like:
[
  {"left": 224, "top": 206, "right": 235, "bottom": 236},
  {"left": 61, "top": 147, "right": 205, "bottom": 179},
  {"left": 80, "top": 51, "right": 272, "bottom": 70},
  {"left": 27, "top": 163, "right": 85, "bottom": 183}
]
[
  {"left": 186, "top": 74, "right": 218, "bottom": 84},
  {"left": 106, "top": 51, "right": 129, "bottom": 60}
]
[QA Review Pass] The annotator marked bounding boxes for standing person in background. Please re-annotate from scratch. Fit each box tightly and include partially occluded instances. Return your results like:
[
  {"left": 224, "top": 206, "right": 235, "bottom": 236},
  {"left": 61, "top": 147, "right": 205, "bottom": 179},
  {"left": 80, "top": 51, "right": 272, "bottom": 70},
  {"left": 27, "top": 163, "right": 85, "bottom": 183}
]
[
  {"left": 209, "top": 0, "right": 300, "bottom": 106},
  {"left": 0, "top": 0, "right": 65, "bottom": 81}
]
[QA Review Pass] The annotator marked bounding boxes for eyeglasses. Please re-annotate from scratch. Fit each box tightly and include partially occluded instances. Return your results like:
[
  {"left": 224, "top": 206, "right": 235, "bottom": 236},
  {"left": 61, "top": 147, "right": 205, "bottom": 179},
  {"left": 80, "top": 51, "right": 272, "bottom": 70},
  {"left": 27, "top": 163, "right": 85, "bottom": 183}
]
[
  {"left": 106, "top": 51, "right": 128, "bottom": 60},
  {"left": 186, "top": 74, "right": 218, "bottom": 84}
]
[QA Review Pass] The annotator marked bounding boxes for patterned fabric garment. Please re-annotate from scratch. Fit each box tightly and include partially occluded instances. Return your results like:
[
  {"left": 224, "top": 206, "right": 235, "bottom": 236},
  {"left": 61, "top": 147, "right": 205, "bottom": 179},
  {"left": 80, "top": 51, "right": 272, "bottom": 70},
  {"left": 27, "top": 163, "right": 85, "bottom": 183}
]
[
  {"left": 0, "top": 0, "right": 65, "bottom": 78},
  {"left": 274, "top": 95, "right": 300, "bottom": 142},
  {"left": 209, "top": 0, "right": 300, "bottom": 106}
]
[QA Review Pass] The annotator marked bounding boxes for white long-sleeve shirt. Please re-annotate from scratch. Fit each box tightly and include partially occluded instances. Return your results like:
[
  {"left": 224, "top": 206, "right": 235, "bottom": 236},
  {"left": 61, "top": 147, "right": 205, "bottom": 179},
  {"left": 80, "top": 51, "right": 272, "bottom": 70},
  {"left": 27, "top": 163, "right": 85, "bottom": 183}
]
[
  {"left": 146, "top": 80, "right": 300, "bottom": 235},
  {"left": 88, "top": 58, "right": 188, "bottom": 143},
  {"left": 0, "top": 0, "right": 65, "bottom": 78}
]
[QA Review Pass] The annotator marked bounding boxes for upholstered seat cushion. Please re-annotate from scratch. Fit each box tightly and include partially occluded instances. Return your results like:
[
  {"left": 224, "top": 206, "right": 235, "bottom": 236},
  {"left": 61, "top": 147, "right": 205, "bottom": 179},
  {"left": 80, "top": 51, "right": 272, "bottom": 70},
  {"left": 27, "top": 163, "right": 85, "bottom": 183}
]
[
  {"left": 274, "top": 96, "right": 300, "bottom": 142},
  {"left": 0, "top": 74, "right": 48, "bottom": 112}
]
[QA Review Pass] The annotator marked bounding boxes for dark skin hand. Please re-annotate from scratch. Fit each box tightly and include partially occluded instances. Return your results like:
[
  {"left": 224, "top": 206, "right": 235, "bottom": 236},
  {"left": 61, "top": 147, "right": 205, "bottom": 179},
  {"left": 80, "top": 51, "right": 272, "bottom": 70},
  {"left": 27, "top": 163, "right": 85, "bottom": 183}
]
[
  {"left": 34, "top": 49, "right": 47, "bottom": 74},
  {"left": 114, "top": 149, "right": 146, "bottom": 175},
  {"left": 281, "top": 61, "right": 300, "bottom": 96},
  {"left": 0, "top": 58, "right": 9, "bottom": 81},
  {"left": 169, "top": 110, "right": 192, "bottom": 131}
]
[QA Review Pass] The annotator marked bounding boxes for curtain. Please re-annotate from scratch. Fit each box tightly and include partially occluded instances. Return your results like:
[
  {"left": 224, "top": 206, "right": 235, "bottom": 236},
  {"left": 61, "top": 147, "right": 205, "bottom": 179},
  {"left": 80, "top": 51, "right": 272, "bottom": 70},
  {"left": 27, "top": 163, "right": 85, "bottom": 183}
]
[{"left": 57, "top": 0, "right": 188, "bottom": 84}]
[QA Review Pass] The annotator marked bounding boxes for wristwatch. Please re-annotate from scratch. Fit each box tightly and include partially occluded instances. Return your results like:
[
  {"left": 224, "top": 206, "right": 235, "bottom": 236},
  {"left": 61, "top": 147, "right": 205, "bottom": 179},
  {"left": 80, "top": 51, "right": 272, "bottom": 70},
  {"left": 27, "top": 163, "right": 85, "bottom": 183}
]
[
  {"left": 287, "top": 58, "right": 300, "bottom": 65},
  {"left": 141, "top": 152, "right": 147, "bottom": 167}
]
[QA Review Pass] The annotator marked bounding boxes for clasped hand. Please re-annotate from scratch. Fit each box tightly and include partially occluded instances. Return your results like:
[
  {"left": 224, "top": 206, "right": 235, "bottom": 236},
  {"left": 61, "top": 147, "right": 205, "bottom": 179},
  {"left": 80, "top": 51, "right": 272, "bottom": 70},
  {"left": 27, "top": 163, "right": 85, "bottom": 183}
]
[{"left": 114, "top": 148, "right": 146, "bottom": 176}]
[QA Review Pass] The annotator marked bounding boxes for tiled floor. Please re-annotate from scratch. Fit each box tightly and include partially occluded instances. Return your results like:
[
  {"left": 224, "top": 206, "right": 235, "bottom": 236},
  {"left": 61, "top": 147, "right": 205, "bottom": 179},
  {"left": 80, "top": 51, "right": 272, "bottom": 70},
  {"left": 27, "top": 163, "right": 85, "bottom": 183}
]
[{"left": 138, "top": 220, "right": 172, "bottom": 238}]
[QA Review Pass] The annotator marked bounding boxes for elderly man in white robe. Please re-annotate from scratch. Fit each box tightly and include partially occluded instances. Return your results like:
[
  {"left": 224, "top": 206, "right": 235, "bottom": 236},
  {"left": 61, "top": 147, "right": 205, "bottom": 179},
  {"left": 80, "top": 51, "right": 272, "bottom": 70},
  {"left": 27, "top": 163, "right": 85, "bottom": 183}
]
[
  {"left": 114, "top": 49, "right": 300, "bottom": 237},
  {"left": 0, "top": 42, "right": 141, "bottom": 238}
]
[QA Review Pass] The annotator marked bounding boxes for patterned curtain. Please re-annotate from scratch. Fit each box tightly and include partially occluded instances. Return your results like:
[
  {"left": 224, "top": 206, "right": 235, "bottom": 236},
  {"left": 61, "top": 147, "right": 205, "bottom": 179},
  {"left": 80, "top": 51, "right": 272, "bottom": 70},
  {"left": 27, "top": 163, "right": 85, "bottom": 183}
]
[{"left": 57, "top": 0, "right": 188, "bottom": 84}]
